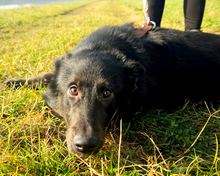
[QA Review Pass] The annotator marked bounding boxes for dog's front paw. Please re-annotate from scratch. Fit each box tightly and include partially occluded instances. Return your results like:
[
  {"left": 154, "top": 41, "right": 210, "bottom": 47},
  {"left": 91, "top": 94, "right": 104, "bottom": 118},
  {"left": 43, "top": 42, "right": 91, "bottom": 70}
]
[{"left": 4, "top": 78, "right": 26, "bottom": 88}]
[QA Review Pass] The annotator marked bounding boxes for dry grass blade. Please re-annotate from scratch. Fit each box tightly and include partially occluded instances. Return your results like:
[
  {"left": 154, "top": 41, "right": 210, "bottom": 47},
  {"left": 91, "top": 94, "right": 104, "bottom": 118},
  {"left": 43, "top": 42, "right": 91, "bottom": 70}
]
[
  {"left": 117, "top": 119, "right": 123, "bottom": 176},
  {"left": 182, "top": 101, "right": 220, "bottom": 155},
  {"left": 140, "top": 132, "right": 168, "bottom": 168},
  {"left": 212, "top": 134, "right": 219, "bottom": 172},
  {"left": 76, "top": 155, "right": 102, "bottom": 176}
]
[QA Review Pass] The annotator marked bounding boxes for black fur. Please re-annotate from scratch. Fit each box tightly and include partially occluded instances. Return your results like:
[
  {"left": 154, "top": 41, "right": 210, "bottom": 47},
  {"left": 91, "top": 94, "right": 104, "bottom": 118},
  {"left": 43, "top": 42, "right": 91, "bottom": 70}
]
[{"left": 5, "top": 23, "right": 220, "bottom": 156}]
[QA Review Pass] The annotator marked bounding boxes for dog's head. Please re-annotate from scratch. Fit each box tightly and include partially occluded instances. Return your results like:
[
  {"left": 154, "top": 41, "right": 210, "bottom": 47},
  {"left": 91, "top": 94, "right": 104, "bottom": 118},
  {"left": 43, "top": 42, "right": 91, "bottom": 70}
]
[{"left": 42, "top": 27, "right": 145, "bottom": 156}]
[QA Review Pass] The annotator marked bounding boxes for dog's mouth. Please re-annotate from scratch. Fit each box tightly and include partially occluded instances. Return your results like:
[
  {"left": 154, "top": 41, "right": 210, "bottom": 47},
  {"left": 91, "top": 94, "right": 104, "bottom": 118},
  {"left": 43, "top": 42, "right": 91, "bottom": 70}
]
[{"left": 72, "top": 146, "right": 102, "bottom": 157}]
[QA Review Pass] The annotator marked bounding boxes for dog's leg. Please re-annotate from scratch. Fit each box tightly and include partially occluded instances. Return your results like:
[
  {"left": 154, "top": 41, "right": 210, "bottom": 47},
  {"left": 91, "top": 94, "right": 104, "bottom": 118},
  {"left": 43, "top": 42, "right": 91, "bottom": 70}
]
[{"left": 4, "top": 72, "right": 54, "bottom": 89}]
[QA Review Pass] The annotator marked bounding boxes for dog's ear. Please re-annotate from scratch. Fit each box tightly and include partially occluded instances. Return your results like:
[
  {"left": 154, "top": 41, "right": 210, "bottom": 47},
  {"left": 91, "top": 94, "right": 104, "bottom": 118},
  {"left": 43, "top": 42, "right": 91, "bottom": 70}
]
[
  {"left": 124, "top": 60, "right": 145, "bottom": 77},
  {"left": 42, "top": 57, "right": 65, "bottom": 120},
  {"left": 54, "top": 56, "right": 63, "bottom": 71},
  {"left": 124, "top": 60, "right": 145, "bottom": 92}
]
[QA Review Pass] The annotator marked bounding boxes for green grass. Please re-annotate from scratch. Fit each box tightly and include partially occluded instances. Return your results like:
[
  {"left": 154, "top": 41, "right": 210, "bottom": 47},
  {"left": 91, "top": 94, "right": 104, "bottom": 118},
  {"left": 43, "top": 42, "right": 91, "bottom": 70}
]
[{"left": 1, "top": 0, "right": 220, "bottom": 175}]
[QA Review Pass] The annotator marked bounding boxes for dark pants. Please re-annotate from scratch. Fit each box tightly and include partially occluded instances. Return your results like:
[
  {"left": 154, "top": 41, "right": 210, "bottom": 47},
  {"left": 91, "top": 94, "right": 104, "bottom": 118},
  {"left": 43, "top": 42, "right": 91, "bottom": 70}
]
[{"left": 147, "top": 0, "right": 206, "bottom": 30}]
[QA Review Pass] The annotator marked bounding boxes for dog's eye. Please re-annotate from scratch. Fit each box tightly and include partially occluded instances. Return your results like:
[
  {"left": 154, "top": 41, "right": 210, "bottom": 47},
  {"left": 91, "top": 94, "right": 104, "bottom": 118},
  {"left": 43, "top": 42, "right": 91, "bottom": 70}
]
[
  {"left": 69, "top": 86, "right": 78, "bottom": 96},
  {"left": 103, "top": 89, "right": 111, "bottom": 98}
]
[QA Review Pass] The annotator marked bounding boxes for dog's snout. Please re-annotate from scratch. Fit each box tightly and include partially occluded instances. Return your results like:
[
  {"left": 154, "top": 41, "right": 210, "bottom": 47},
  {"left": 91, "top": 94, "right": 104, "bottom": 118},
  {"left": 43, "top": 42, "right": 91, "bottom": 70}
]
[{"left": 74, "top": 135, "right": 98, "bottom": 153}]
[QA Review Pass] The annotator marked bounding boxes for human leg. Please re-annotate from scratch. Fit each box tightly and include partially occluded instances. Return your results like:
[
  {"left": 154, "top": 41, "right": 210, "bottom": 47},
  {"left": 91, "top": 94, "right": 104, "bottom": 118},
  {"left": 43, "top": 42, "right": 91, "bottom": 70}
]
[
  {"left": 148, "top": 0, "right": 165, "bottom": 27},
  {"left": 184, "top": 0, "right": 206, "bottom": 31}
]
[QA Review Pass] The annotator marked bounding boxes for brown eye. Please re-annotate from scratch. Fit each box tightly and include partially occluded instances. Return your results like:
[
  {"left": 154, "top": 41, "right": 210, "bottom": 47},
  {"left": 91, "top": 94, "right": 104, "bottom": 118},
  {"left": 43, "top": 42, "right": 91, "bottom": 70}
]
[
  {"left": 69, "top": 86, "right": 78, "bottom": 96},
  {"left": 103, "top": 89, "right": 111, "bottom": 98}
]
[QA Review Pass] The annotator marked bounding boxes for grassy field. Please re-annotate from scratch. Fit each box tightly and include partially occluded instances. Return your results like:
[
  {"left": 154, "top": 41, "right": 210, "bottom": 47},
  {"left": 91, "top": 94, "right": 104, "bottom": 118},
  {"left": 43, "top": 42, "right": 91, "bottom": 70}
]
[{"left": 1, "top": 0, "right": 220, "bottom": 175}]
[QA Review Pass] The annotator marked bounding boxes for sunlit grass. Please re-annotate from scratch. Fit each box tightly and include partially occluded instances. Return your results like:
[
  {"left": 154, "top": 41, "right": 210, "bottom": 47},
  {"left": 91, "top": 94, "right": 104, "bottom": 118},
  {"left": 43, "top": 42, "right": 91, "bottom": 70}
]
[{"left": 1, "top": 0, "right": 220, "bottom": 175}]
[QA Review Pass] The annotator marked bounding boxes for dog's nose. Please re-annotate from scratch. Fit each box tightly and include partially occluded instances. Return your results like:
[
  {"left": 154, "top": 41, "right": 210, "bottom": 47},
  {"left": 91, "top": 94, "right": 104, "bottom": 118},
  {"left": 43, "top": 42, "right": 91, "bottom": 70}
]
[{"left": 74, "top": 135, "right": 98, "bottom": 153}]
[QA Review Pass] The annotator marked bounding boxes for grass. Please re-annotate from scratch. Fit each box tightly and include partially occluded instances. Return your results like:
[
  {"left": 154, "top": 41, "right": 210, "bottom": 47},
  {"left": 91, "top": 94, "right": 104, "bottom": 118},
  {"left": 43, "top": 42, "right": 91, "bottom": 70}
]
[{"left": 0, "top": 0, "right": 220, "bottom": 175}]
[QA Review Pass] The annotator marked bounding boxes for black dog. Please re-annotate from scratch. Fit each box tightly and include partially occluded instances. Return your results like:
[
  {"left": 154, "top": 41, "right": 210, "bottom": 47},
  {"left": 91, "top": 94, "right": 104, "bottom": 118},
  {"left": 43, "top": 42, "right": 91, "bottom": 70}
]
[{"left": 5, "top": 23, "right": 220, "bottom": 156}]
